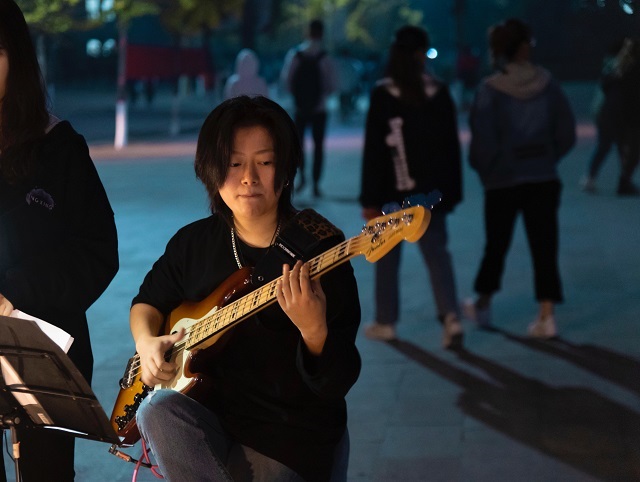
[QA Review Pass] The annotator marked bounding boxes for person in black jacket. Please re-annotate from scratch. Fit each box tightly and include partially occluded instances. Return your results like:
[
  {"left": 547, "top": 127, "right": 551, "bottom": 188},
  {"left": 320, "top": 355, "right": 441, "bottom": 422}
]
[
  {"left": 581, "top": 37, "right": 640, "bottom": 195},
  {"left": 613, "top": 37, "right": 640, "bottom": 195},
  {"left": 281, "top": 19, "right": 338, "bottom": 197},
  {"left": 0, "top": 1, "right": 119, "bottom": 480},
  {"left": 359, "top": 25, "right": 464, "bottom": 349},
  {"left": 130, "top": 95, "right": 361, "bottom": 481}
]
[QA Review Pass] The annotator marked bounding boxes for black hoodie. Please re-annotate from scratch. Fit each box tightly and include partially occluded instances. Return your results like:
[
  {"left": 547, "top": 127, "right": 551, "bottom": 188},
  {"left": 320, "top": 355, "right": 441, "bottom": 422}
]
[
  {"left": 0, "top": 119, "right": 119, "bottom": 382},
  {"left": 360, "top": 74, "right": 463, "bottom": 213}
]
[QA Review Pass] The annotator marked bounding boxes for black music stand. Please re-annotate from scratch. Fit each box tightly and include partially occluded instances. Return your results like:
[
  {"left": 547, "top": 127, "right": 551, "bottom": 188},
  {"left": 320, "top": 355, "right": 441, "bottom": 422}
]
[{"left": 0, "top": 315, "right": 119, "bottom": 481}]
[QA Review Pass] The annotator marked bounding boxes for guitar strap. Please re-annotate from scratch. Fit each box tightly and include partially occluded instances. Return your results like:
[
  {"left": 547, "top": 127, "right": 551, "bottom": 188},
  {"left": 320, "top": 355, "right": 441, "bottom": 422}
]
[{"left": 252, "top": 209, "right": 342, "bottom": 287}]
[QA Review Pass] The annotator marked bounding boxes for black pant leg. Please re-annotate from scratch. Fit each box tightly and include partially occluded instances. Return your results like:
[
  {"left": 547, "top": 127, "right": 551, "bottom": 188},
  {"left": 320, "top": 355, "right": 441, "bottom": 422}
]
[
  {"left": 521, "top": 181, "right": 563, "bottom": 302},
  {"left": 474, "top": 187, "right": 520, "bottom": 295},
  {"left": 14, "top": 428, "right": 75, "bottom": 481},
  {"left": 310, "top": 111, "right": 327, "bottom": 187},
  {"left": 294, "top": 111, "right": 310, "bottom": 182},
  {"left": 619, "top": 123, "right": 640, "bottom": 185}
]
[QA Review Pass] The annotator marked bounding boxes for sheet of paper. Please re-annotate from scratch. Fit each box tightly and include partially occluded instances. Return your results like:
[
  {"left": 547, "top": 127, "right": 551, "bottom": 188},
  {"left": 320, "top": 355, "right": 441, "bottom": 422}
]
[{"left": 10, "top": 309, "right": 74, "bottom": 353}]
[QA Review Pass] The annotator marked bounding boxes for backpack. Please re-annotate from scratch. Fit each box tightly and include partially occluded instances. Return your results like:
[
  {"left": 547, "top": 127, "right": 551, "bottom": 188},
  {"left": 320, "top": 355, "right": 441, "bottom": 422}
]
[{"left": 291, "top": 50, "right": 326, "bottom": 113}]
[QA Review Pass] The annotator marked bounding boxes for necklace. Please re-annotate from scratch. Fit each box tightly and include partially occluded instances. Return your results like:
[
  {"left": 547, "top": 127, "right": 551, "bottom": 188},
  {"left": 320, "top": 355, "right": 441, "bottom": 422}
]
[{"left": 231, "top": 220, "right": 281, "bottom": 269}]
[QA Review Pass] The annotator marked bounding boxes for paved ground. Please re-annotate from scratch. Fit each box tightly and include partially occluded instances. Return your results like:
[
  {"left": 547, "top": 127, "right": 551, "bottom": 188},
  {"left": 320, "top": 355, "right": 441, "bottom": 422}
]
[{"left": 5, "top": 84, "right": 639, "bottom": 481}]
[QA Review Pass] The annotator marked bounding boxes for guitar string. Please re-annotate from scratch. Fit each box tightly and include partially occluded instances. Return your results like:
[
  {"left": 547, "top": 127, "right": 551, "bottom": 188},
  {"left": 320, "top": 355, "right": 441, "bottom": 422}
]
[{"left": 124, "top": 234, "right": 369, "bottom": 379}]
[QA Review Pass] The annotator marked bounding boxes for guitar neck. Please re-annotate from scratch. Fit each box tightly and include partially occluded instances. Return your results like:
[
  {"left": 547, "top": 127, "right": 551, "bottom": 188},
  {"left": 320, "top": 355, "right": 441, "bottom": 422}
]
[
  {"left": 186, "top": 236, "right": 360, "bottom": 349},
  {"left": 183, "top": 204, "right": 428, "bottom": 349}
]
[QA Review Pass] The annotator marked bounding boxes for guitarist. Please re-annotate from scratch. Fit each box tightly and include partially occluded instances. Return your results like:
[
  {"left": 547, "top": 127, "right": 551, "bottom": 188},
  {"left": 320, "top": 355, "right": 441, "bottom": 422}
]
[{"left": 129, "top": 96, "right": 361, "bottom": 481}]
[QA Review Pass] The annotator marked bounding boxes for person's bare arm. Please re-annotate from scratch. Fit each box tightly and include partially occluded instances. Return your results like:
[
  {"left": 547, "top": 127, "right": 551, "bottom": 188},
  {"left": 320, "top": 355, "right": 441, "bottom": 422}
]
[
  {"left": 0, "top": 293, "right": 14, "bottom": 316},
  {"left": 130, "top": 303, "right": 184, "bottom": 386}
]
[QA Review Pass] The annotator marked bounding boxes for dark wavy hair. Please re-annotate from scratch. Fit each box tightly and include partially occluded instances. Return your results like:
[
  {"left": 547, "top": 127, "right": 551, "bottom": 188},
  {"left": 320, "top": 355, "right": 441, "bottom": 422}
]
[
  {"left": 385, "top": 25, "right": 429, "bottom": 104},
  {"left": 0, "top": 0, "right": 49, "bottom": 183},
  {"left": 194, "top": 95, "right": 300, "bottom": 228}
]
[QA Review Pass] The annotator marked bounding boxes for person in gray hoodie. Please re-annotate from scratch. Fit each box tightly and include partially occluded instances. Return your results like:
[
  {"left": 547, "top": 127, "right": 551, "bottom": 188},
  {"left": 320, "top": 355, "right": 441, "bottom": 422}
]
[
  {"left": 464, "top": 18, "right": 576, "bottom": 339},
  {"left": 223, "top": 48, "right": 269, "bottom": 100}
]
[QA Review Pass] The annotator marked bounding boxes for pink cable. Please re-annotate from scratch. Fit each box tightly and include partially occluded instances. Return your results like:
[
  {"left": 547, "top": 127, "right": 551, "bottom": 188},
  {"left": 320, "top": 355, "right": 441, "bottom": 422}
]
[{"left": 131, "top": 438, "right": 164, "bottom": 481}]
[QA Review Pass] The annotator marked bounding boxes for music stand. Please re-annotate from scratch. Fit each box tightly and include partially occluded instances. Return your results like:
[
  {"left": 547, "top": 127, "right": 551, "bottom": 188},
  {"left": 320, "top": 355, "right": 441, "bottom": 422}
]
[{"left": 0, "top": 315, "right": 119, "bottom": 481}]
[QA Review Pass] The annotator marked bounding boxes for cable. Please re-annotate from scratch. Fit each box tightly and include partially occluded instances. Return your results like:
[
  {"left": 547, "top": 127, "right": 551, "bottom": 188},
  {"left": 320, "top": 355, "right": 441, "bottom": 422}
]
[
  {"left": 109, "top": 442, "right": 164, "bottom": 481},
  {"left": 108, "top": 444, "right": 152, "bottom": 469}
]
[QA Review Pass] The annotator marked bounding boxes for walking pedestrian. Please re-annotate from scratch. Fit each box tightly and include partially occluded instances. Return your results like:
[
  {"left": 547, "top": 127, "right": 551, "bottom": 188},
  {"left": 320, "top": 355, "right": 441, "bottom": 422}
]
[
  {"left": 464, "top": 18, "right": 576, "bottom": 339},
  {"left": 281, "top": 19, "right": 337, "bottom": 197},
  {"left": 612, "top": 37, "right": 640, "bottom": 195},
  {"left": 335, "top": 47, "right": 363, "bottom": 122},
  {"left": 581, "top": 37, "right": 636, "bottom": 195},
  {"left": 359, "top": 25, "right": 464, "bottom": 349}
]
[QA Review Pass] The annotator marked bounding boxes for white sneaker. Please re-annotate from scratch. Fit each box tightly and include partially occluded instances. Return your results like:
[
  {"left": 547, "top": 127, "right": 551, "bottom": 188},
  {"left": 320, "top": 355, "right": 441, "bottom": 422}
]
[
  {"left": 527, "top": 315, "right": 557, "bottom": 339},
  {"left": 462, "top": 298, "right": 491, "bottom": 327},
  {"left": 442, "top": 313, "right": 464, "bottom": 349},
  {"left": 364, "top": 322, "right": 396, "bottom": 341}
]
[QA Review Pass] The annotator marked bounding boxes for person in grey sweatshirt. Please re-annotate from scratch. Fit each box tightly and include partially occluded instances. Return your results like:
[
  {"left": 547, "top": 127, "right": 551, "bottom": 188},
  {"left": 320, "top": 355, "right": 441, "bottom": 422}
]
[
  {"left": 223, "top": 48, "right": 269, "bottom": 100},
  {"left": 464, "top": 18, "right": 576, "bottom": 339}
]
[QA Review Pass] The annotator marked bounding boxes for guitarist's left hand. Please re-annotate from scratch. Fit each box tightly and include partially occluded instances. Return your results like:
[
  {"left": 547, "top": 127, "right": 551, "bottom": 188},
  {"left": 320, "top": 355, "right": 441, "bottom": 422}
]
[{"left": 277, "top": 261, "right": 328, "bottom": 356}]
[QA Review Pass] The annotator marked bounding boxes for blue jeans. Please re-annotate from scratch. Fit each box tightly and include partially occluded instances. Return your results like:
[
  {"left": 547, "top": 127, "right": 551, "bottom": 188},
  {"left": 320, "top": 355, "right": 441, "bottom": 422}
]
[
  {"left": 374, "top": 209, "right": 459, "bottom": 324},
  {"left": 137, "top": 390, "right": 349, "bottom": 481}
]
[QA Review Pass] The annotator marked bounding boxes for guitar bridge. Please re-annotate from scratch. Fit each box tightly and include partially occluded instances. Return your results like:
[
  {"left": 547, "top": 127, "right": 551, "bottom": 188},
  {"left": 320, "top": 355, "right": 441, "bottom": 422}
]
[
  {"left": 114, "top": 384, "right": 152, "bottom": 431},
  {"left": 118, "top": 357, "right": 136, "bottom": 389}
]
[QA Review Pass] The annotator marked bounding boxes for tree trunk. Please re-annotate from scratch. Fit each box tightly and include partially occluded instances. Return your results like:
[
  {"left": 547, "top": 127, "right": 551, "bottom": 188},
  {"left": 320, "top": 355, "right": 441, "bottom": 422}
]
[
  {"left": 36, "top": 34, "right": 47, "bottom": 84},
  {"left": 241, "top": 0, "right": 258, "bottom": 49},
  {"left": 452, "top": 0, "right": 466, "bottom": 49},
  {"left": 115, "top": 23, "right": 129, "bottom": 149},
  {"left": 36, "top": 34, "right": 55, "bottom": 104}
]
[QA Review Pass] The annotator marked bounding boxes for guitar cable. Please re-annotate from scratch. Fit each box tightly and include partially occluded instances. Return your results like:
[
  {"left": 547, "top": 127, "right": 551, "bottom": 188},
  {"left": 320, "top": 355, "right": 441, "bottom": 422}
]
[
  {"left": 109, "top": 441, "right": 165, "bottom": 480},
  {"left": 108, "top": 444, "right": 153, "bottom": 468}
]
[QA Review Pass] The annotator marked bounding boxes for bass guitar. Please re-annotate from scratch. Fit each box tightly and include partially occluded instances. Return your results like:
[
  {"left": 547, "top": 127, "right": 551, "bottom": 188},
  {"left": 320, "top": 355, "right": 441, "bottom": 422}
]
[{"left": 110, "top": 203, "right": 431, "bottom": 446}]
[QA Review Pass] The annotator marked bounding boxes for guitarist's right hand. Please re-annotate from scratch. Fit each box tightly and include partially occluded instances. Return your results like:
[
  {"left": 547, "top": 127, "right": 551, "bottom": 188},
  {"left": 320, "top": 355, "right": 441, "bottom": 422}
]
[
  {"left": 130, "top": 302, "right": 185, "bottom": 386},
  {"left": 136, "top": 330, "right": 185, "bottom": 386}
]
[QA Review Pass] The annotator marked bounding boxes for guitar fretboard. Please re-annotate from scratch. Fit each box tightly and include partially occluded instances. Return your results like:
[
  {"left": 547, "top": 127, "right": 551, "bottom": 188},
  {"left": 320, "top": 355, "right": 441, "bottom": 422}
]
[{"left": 185, "top": 235, "right": 362, "bottom": 349}]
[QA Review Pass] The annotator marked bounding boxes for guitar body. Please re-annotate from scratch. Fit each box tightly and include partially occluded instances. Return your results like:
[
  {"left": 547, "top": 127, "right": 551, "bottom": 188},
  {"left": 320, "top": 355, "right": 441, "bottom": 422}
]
[{"left": 110, "top": 268, "right": 254, "bottom": 446}]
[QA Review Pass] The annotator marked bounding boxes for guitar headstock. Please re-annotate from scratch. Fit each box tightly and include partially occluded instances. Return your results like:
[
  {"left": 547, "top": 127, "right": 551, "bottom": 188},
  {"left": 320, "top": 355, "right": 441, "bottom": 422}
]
[{"left": 359, "top": 205, "right": 430, "bottom": 263}]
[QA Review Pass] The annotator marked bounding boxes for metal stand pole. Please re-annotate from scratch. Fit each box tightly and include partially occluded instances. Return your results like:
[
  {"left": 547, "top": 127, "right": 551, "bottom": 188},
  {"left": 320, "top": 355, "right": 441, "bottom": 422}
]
[{"left": 1, "top": 414, "right": 22, "bottom": 482}]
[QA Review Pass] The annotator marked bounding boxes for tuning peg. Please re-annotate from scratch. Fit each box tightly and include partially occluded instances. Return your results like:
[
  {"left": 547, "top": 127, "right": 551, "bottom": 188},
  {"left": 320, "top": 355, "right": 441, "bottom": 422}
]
[{"left": 403, "top": 190, "right": 442, "bottom": 210}]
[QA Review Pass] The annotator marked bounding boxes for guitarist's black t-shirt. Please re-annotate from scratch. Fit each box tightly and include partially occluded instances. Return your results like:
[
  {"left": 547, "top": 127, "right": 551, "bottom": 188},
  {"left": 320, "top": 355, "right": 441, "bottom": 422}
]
[{"left": 133, "top": 212, "right": 361, "bottom": 481}]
